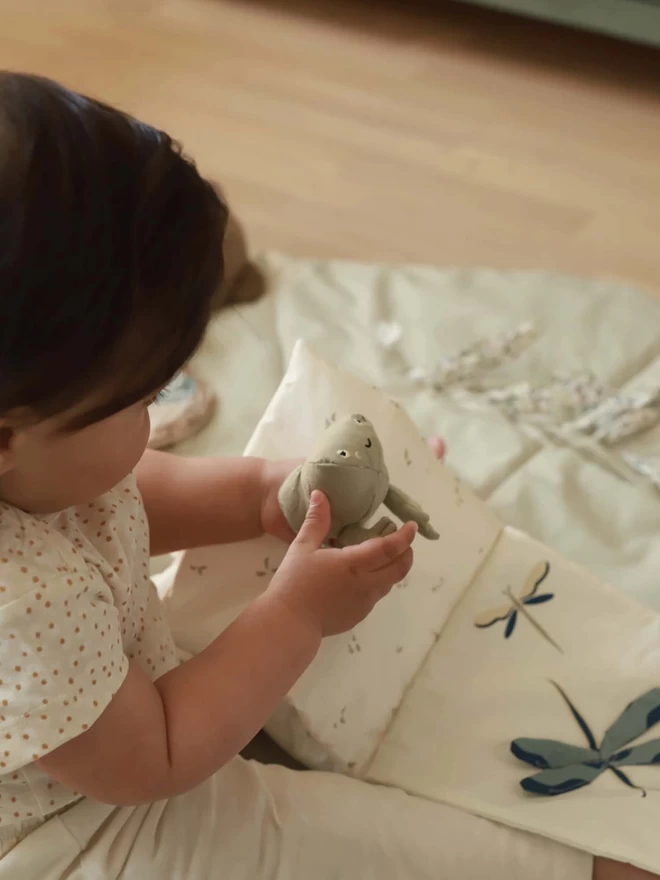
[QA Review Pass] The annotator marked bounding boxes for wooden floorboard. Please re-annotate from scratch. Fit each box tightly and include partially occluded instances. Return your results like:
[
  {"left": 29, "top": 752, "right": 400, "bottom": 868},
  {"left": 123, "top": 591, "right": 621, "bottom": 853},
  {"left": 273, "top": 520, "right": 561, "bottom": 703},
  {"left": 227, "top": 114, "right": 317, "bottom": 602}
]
[{"left": 3, "top": 0, "right": 660, "bottom": 293}]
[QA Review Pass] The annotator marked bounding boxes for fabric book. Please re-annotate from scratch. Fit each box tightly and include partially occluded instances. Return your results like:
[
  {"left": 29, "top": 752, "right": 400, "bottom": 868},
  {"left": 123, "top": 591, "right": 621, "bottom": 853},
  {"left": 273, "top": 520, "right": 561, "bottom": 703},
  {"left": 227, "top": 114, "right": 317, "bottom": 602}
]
[{"left": 163, "top": 341, "right": 660, "bottom": 872}]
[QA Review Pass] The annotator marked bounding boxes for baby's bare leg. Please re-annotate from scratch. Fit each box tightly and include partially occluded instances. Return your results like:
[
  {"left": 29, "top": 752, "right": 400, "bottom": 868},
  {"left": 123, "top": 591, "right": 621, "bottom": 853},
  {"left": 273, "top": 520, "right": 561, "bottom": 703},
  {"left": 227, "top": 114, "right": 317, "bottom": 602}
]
[{"left": 594, "top": 858, "right": 658, "bottom": 880}]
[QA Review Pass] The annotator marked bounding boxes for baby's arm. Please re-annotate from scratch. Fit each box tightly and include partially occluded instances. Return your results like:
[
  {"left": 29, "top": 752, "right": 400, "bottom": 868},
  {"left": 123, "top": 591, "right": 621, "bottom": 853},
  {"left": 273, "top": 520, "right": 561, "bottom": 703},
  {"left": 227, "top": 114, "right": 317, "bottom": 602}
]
[
  {"left": 37, "top": 588, "right": 321, "bottom": 804},
  {"left": 36, "top": 497, "right": 415, "bottom": 805},
  {"left": 136, "top": 449, "right": 297, "bottom": 556}
]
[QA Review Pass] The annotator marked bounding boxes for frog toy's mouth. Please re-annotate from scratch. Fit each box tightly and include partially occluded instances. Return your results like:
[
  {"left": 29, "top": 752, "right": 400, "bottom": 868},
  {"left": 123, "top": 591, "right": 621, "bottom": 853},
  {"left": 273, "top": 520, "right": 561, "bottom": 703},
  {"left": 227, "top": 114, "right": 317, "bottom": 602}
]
[{"left": 312, "top": 458, "right": 377, "bottom": 471}]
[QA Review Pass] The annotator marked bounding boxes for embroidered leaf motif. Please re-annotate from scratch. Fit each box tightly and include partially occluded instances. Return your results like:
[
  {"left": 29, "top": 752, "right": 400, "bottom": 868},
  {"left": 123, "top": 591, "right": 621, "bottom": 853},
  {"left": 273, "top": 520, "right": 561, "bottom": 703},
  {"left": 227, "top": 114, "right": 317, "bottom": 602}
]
[
  {"left": 407, "top": 322, "right": 537, "bottom": 390},
  {"left": 256, "top": 557, "right": 278, "bottom": 578},
  {"left": 481, "top": 372, "right": 660, "bottom": 492}
]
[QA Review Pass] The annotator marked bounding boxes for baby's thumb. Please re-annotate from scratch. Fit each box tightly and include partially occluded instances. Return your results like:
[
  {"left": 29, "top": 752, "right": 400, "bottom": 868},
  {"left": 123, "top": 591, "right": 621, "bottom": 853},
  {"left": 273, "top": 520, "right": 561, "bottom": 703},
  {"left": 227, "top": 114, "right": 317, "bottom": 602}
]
[{"left": 294, "top": 491, "right": 330, "bottom": 550}]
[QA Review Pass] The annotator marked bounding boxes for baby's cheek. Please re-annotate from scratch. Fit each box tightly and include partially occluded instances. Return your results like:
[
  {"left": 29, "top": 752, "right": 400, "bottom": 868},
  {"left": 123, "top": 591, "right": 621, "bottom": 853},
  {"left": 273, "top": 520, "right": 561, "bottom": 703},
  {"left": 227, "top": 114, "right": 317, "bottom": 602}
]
[
  {"left": 125, "top": 411, "right": 151, "bottom": 468},
  {"left": 139, "top": 407, "right": 151, "bottom": 446},
  {"left": 123, "top": 406, "right": 150, "bottom": 447}
]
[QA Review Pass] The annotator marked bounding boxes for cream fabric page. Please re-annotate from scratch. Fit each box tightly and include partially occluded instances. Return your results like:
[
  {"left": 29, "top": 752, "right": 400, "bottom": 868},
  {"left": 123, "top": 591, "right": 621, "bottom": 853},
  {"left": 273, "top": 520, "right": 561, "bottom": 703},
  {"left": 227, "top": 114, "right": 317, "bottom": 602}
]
[
  {"left": 163, "top": 342, "right": 502, "bottom": 773},
  {"left": 367, "top": 528, "right": 660, "bottom": 874}
]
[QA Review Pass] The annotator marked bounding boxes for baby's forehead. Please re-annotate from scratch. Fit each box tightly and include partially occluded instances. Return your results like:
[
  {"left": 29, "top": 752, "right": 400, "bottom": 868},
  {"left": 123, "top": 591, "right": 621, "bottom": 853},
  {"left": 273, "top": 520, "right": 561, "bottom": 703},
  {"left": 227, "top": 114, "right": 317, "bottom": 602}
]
[{"left": 47, "top": 369, "right": 169, "bottom": 435}]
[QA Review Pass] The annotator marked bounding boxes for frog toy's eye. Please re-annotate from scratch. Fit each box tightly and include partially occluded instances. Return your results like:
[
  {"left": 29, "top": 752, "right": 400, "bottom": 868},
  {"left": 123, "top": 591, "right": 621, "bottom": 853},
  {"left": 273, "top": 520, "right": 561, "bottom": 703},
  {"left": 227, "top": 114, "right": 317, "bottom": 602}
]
[
  {"left": 337, "top": 449, "right": 350, "bottom": 458},
  {"left": 353, "top": 415, "right": 366, "bottom": 424}
]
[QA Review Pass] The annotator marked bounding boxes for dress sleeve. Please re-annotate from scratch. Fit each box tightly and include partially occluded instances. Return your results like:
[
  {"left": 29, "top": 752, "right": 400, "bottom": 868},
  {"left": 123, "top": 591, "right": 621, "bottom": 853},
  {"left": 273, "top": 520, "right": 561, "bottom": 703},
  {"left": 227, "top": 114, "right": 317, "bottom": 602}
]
[{"left": 0, "top": 559, "right": 129, "bottom": 773}]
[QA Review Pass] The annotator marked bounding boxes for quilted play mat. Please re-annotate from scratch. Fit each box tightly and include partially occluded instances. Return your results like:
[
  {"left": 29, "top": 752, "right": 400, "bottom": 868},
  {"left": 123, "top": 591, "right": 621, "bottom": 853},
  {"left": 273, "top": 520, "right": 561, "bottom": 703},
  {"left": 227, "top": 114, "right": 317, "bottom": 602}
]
[{"left": 156, "top": 253, "right": 660, "bottom": 872}]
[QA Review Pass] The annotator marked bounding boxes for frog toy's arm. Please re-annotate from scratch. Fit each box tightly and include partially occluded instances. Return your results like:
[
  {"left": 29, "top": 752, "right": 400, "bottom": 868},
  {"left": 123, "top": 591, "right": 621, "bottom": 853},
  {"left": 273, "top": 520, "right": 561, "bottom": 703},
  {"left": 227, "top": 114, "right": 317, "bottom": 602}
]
[
  {"left": 336, "top": 516, "right": 397, "bottom": 548},
  {"left": 384, "top": 485, "right": 439, "bottom": 540}
]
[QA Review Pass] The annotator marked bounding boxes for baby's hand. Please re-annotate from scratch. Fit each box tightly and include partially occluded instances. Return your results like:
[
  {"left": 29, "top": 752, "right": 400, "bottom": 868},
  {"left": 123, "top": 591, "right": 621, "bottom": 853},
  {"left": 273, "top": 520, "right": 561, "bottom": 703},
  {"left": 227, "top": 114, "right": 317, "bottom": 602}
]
[
  {"left": 260, "top": 458, "right": 303, "bottom": 543},
  {"left": 268, "top": 491, "right": 416, "bottom": 637}
]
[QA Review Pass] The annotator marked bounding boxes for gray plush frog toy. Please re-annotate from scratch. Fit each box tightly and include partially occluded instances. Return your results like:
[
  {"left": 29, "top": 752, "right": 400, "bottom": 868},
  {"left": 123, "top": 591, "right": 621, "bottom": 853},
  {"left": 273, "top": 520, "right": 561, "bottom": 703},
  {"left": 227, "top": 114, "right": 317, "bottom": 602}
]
[{"left": 278, "top": 413, "right": 439, "bottom": 547}]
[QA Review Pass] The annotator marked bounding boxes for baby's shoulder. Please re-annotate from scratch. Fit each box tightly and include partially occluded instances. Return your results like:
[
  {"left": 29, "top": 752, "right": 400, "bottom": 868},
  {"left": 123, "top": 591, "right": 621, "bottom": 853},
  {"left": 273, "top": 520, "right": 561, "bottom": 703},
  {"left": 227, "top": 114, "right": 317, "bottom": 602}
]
[
  {"left": 0, "top": 505, "right": 84, "bottom": 604},
  {"left": 0, "top": 474, "right": 144, "bottom": 605}
]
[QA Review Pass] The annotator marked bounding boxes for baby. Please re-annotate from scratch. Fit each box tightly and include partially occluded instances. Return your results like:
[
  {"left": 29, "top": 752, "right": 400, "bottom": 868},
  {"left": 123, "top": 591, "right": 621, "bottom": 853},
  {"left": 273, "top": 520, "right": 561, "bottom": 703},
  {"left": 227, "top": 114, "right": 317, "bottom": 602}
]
[{"left": 0, "top": 71, "right": 650, "bottom": 880}]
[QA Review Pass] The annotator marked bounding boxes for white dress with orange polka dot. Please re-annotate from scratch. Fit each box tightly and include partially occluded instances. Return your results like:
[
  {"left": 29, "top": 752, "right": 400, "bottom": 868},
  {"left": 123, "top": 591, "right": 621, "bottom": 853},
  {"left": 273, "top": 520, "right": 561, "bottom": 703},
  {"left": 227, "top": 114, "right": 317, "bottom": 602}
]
[{"left": 0, "top": 474, "right": 177, "bottom": 837}]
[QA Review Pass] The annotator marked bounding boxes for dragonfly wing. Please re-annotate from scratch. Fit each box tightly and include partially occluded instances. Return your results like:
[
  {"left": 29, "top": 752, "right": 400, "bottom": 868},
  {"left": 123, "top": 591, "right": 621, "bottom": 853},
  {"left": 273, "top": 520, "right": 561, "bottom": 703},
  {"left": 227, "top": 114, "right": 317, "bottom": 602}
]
[
  {"left": 611, "top": 737, "right": 660, "bottom": 766},
  {"left": 525, "top": 593, "right": 554, "bottom": 606},
  {"left": 504, "top": 609, "right": 518, "bottom": 638},
  {"left": 474, "top": 605, "right": 511, "bottom": 628},
  {"left": 511, "top": 738, "right": 599, "bottom": 770},
  {"left": 600, "top": 688, "right": 660, "bottom": 759},
  {"left": 520, "top": 763, "right": 604, "bottom": 797},
  {"left": 520, "top": 561, "right": 551, "bottom": 600}
]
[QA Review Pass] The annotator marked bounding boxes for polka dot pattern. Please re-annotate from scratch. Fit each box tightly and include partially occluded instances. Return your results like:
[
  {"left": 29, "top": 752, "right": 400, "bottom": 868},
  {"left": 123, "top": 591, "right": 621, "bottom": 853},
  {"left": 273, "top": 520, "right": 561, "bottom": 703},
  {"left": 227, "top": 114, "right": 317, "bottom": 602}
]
[{"left": 0, "top": 474, "right": 179, "bottom": 826}]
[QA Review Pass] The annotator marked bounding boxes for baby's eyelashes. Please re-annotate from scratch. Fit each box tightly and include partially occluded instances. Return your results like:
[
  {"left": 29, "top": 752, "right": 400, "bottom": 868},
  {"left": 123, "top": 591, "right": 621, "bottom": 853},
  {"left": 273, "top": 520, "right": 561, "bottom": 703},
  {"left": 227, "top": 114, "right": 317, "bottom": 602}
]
[{"left": 145, "top": 388, "right": 170, "bottom": 407}]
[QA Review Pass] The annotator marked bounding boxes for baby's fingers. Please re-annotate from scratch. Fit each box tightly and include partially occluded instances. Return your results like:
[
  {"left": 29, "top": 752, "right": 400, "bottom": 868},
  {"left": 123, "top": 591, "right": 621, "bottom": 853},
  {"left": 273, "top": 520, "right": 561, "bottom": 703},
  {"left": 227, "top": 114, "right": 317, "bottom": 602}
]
[
  {"left": 346, "top": 521, "right": 417, "bottom": 572},
  {"left": 372, "top": 547, "right": 414, "bottom": 592}
]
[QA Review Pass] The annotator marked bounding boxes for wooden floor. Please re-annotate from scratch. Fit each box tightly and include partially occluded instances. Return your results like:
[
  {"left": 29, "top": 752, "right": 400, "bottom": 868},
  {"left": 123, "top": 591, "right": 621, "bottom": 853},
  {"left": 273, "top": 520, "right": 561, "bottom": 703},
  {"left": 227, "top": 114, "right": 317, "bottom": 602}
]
[{"left": 3, "top": 0, "right": 660, "bottom": 295}]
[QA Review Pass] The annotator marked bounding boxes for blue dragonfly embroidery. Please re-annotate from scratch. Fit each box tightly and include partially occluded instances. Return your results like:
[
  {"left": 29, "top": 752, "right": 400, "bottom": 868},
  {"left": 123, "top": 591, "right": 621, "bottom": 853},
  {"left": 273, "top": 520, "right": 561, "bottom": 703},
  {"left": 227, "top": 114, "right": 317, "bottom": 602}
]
[
  {"left": 474, "top": 561, "right": 561, "bottom": 652},
  {"left": 512, "top": 682, "right": 660, "bottom": 797}
]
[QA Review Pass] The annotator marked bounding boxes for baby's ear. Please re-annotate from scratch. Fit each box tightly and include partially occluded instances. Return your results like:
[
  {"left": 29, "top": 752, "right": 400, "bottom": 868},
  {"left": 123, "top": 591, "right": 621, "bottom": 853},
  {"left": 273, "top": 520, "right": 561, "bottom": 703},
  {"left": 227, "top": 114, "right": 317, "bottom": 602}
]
[{"left": 0, "top": 414, "right": 30, "bottom": 475}]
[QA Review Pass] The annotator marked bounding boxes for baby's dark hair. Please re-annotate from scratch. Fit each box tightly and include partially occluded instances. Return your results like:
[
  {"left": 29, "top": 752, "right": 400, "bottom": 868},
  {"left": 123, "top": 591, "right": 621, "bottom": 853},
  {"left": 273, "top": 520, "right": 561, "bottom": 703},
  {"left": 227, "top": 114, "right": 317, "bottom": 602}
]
[{"left": 0, "top": 71, "right": 227, "bottom": 428}]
